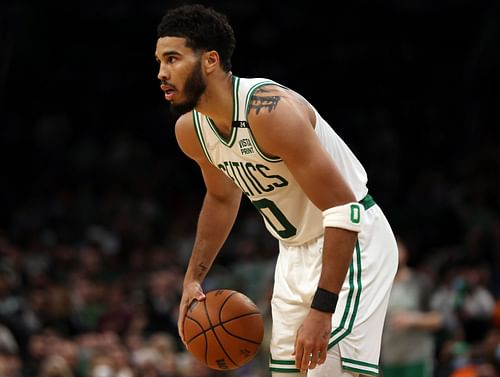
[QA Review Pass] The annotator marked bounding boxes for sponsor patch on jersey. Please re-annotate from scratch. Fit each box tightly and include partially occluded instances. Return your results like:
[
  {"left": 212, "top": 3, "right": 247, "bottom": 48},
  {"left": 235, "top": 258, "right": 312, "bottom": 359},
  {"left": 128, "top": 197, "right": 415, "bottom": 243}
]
[{"left": 239, "top": 138, "right": 254, "bottom": 155}]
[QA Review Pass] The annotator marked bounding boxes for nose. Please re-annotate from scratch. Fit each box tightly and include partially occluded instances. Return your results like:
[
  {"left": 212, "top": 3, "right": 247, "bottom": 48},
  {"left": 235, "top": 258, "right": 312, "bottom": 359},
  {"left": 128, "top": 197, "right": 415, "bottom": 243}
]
[{"left": 157, "top": 63, "right": 169, "bottom": 81}]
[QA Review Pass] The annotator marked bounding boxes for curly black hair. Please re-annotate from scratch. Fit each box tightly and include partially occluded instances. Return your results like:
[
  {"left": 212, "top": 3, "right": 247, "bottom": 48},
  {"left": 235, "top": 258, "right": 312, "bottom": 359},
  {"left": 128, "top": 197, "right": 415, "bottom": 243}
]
[{"left": 157, "top": 4, "right": 236, "bottom": 72}]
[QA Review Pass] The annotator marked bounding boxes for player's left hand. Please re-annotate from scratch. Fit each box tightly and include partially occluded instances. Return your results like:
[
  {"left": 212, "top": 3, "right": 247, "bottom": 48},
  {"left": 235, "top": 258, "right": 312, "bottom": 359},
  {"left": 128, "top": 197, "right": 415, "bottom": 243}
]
[{"left": 293, "top": 309, "right": 332, "bottom": 372}]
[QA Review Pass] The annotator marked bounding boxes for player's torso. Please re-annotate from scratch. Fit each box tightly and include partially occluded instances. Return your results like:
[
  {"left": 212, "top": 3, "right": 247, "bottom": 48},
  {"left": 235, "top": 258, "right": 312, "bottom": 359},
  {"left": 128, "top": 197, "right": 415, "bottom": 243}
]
[{"left": 192, "top": 76, "right": 367, "bottom": 246}]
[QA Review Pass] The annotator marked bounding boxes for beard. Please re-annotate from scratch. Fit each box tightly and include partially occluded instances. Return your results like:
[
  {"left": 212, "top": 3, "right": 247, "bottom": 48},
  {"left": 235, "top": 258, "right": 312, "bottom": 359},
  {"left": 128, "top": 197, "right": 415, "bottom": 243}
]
[{"left": 170, "top": 59, "right": 207, "bottom": 116}]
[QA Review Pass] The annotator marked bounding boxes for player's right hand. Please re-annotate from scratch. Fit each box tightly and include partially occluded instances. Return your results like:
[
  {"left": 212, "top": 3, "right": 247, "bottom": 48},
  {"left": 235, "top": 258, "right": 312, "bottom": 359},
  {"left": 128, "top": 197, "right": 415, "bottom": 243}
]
[{"left": 178, "top": 281, "right": 206, "bottom": 347}]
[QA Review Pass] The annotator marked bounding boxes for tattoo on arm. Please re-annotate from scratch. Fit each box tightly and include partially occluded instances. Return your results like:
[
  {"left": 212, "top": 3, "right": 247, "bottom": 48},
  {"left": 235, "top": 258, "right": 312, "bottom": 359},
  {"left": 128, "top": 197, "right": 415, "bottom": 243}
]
[
  {"left": 249, "top": 87, "right": 281, "bottom": 114},
  {"left": 196, "top": 262, "right": 208, "bottom": 279}
]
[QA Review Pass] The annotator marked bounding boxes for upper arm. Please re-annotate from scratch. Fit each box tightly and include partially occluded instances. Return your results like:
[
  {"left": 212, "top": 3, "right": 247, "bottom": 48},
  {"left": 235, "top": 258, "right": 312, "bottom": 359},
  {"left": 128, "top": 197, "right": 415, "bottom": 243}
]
[
  {"left": 175, "top": 113, "right": 241, "bottom": 202},
  {"left": 247, "top": 85, "right": 355, "bottom": 210}
]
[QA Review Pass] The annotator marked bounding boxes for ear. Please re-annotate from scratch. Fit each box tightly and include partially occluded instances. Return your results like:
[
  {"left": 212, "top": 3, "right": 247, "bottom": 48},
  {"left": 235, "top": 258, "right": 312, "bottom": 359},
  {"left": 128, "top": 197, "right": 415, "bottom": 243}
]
[{"left": 203, "top": 50, "right": 220, "bottom": 74}]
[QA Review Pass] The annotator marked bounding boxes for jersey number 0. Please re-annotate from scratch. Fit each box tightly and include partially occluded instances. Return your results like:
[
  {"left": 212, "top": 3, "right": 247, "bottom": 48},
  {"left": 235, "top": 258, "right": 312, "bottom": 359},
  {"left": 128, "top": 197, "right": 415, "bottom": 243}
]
[{"left": 252, "top": 198, "right": 297, "bottom": 238}]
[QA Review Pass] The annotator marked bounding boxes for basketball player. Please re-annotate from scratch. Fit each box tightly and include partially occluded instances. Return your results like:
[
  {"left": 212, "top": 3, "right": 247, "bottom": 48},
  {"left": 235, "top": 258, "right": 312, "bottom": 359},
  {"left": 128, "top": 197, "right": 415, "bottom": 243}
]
[{"left": 155, "top": 4, "right": 398, "bottom": 376}]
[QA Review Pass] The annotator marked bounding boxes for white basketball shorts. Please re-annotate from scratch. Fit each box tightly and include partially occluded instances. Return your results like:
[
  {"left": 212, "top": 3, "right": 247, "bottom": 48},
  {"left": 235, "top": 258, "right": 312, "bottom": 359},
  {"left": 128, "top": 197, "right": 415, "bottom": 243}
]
[{"left": 269, "top": 201, "right": 398, "bottom": 376}]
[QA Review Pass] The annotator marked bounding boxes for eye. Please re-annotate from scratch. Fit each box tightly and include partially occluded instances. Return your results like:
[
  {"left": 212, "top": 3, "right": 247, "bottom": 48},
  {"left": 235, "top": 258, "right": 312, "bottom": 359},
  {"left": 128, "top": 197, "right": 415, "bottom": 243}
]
[{"left": 167, "top": 56, "right": 177, "bottom": 64}]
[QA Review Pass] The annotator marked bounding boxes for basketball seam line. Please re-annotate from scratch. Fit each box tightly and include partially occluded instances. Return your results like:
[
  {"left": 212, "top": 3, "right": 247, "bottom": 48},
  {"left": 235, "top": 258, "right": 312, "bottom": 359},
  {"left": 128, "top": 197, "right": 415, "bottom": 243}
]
[
  {"left": 204, "top": 294, "right": 238, "bottom": 367},
  {"left": 185, "top": 312, "right": 262, "bottom": 343}
]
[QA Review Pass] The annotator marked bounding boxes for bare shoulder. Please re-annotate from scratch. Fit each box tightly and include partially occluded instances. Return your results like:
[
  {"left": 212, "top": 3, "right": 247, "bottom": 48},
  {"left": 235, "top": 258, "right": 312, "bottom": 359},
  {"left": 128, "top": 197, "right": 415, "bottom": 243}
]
[
  {"left": 248, "top": 84, "right": 310, "bottom": 119},
  {"left": 247, "top": 84, "right": 316, "bottom": 156},
  {"left": 174, "top": 112, "right": 205, "bottom": 162}
]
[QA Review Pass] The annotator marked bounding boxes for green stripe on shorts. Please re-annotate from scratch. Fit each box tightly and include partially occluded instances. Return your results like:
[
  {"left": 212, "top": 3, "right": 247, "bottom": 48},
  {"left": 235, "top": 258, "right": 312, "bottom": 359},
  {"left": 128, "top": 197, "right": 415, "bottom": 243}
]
[
  {"left": 342, "top": 357, "right": 379, "bottom": 375},
  {"left": 328, "top": 240, "right": 362, "bottom": 348},
  {"left": 269, "top": 357, "right": 300, "bottom": 373}
]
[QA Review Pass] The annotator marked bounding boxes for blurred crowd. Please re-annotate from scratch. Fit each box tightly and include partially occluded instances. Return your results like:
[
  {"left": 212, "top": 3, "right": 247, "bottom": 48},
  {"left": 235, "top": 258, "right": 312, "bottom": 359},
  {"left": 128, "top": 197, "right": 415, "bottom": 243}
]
[
  {"left": 0, "top": 198, "right": 499, "bottom": 377},
  {"left": 1, "top": 0, "right": 499, "bottom": 376},
  {"left": 0, "top": 223, "right": 277, "bottom": 377}
]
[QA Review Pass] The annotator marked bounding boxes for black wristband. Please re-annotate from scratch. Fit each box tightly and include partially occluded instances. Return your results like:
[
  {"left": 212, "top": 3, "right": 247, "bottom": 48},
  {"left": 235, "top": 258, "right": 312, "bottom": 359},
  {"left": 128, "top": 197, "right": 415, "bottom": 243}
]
[{"left": 311, "top": 287, "right": 338, "bottom": 313}]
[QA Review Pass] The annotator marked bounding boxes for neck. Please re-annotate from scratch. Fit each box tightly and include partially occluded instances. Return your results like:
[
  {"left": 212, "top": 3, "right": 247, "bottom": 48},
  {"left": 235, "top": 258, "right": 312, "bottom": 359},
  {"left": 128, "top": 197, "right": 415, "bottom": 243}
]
[{"left": 195, "top": 71, "right": 234, "bottom": 133}]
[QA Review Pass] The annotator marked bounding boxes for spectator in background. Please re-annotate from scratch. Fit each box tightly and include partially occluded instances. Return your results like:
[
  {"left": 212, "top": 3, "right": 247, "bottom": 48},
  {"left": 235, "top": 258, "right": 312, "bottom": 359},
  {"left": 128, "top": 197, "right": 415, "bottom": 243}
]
[
  {"left": 97, "top": 282, "right": 133, "bottom": 335},
  {"left": 0, "top": 351, "right": 21, "bottom": 377},
  {"left": 38, "top": 355, "right": 74, "bottom": 377},
  {"left": 432, "top": 259, "right": 496, "bottom": 376},
  {"left": 144, "top": 269, "right": 180, "bottom": 342},
  {"left": 381, "top": 237, "right": 443, "bottom": 377}
]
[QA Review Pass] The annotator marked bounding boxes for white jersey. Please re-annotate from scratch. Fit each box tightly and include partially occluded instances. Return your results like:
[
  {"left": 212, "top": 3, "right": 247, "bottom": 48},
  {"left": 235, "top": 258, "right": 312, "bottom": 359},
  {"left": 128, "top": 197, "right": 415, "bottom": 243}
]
[{"left": 192, "top": 76, "right": 368, "bottom": 246}]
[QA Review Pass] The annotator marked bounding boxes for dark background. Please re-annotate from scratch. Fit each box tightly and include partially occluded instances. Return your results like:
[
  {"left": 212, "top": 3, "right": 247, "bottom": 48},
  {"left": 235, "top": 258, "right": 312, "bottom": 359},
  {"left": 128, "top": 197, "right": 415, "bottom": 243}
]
[
  {"left": 0, "top": 0, "right": 499, "bottom": 376},
  {"left": 1, "top": 0, "right": 498, "bottom": 253}
]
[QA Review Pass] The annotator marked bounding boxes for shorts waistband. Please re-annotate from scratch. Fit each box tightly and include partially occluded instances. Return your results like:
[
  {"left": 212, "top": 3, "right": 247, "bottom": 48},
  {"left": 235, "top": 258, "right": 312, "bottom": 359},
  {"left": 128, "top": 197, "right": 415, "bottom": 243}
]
[{"left": 359, "top": 194, "right": 376, "bottom": 210}]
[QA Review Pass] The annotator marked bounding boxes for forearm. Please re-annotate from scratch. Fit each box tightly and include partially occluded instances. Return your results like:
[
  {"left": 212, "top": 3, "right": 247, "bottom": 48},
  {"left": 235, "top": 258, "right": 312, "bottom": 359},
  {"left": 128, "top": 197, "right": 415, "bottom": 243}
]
[
  {"left": 317, "top": 227, "right": 357, "bottom": 295},
  {"left": 184, "top": 191, "right": 241, "bottom": 285}
]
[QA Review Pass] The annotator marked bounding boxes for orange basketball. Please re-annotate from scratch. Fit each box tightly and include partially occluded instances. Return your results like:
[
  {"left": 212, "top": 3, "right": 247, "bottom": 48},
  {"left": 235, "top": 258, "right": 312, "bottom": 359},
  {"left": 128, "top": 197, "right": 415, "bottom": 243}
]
[{"left": 183, "top": 289, "right": 264, "bottom": 371}]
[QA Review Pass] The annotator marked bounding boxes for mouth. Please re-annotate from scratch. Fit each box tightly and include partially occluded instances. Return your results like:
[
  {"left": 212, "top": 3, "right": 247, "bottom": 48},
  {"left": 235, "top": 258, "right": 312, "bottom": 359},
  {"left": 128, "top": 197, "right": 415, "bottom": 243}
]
[
  {"left": 164, "top": 89, "right": 175, "bottom": 101},
  {"left": 160, "top": 84, "right": 176, "bottom": 101}
]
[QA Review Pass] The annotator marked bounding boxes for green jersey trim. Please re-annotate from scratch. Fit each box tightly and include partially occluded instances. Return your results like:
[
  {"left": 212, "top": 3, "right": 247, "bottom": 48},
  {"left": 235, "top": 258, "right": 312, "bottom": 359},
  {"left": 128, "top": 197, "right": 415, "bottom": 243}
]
[
  {"left": 206, "top": 117, "right": 237, "bottom": 147},
  {"left": 244, "top": 80, "right": 282, "bottom": 163},
  {"left": 247, "top": 126, "right": 282, "bottom": 163},
  {"left": 192, "top": 111, "right": 213, "bottom": 164},
  {"left": 359, "top": 194, "right": 375, "bottom": 210},
  {"left": 202, "top": 76, "right": 240, "bottom": 146}
]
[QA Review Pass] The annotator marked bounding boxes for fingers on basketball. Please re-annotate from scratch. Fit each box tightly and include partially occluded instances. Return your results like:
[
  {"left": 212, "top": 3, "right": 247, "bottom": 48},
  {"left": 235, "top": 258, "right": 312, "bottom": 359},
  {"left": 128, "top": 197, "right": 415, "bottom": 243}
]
[{"left": 183, "top": 289, "right": 264, "bottom": 371}]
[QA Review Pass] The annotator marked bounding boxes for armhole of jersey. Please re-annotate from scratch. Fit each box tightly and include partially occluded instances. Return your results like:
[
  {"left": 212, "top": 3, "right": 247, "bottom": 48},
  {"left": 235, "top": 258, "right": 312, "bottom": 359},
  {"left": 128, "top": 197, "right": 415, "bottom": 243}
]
[
  {"left": 243, "top": 81, "right": 283, "bottom": 163},
  {"left": 192, "top": 111, "right": 214, "bottom": 164}
]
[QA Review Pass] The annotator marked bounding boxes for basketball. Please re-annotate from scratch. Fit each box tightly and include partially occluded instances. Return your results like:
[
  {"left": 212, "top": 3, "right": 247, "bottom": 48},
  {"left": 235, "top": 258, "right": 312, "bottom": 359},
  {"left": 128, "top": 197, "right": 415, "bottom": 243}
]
[{"left": 183, "top": 289, "right": 264, "bottom": 371}]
